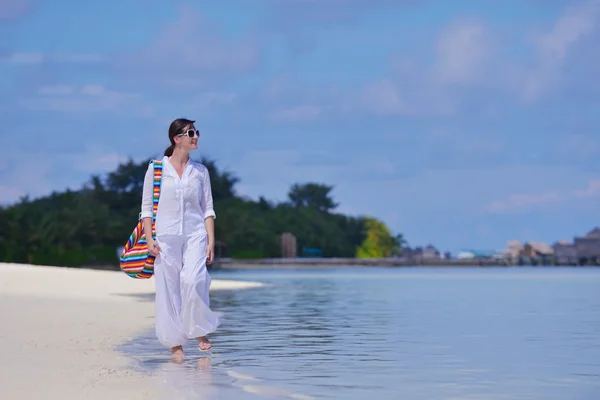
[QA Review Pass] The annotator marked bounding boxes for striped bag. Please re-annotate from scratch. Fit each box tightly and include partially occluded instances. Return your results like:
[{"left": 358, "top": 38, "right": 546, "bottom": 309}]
[{"left": 119, "top": 160, "right": 163, "bottom": 279}]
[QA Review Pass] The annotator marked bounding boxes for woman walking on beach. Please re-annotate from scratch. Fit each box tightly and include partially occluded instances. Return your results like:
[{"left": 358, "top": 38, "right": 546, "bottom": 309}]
[{"left": 140, "top": 117, "right": 220, "bottom": 360}]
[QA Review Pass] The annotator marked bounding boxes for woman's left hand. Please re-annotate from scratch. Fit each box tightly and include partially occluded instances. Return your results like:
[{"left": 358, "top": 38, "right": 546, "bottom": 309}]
[{"left": 206, "top": 241, "right": 214, "bottom": 265}]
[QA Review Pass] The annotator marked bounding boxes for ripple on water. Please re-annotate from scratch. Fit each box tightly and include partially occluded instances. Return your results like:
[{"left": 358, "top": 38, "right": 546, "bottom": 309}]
[{"left": 118, "top": 267, "right": 600, "bottom": 400}]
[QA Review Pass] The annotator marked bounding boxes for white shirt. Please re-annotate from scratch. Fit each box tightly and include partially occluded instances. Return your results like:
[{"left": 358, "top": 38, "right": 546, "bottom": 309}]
[{"left": 141, "top": 156, "right": 216, "bottom": 237}]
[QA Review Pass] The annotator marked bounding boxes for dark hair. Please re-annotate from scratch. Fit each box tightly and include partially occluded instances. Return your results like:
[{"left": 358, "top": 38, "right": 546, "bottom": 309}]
[{"left": 164, "top": 118, "right": 196, "bottom": 157}]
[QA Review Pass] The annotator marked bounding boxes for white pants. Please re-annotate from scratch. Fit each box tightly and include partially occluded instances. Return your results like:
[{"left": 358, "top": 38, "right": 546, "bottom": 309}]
[{"left": 154, "top": 233, "right": 221, "bottom": 348}]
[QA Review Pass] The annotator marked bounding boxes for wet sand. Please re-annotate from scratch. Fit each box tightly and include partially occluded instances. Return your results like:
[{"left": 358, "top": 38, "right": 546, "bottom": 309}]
[{"left": 0, "top": 262, "right": 263, "bottom": 399}]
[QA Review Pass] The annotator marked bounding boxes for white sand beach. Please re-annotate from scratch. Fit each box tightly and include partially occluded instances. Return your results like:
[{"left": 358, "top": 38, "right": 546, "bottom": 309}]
[{"left": 0, "top": 263, "right": 263, "bottom": 399}]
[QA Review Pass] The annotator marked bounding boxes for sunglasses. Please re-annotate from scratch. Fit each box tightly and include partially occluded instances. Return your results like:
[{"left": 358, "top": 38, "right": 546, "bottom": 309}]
[{"left": 178, "top": 129, "right": 200, "bottom": 138}]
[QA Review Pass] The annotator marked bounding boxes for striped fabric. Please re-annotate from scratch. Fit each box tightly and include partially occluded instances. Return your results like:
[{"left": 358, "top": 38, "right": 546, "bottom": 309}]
[{"left": 119, "top": 160, "right": 163, "bottom": 279}]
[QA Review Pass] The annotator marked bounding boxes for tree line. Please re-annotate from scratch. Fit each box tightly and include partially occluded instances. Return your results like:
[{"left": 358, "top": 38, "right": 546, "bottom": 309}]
[{"left": 0, "top": 157, "right": 404, "bottom": 267}]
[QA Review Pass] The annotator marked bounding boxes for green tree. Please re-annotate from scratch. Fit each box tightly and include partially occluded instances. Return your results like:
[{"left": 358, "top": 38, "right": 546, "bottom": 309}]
[
  {"left": 287, "top": 183, "right": 338, "bottom": 213},
  {"left": 0, "top": 158, "right": 402, "bottom": 267},
  {"left": 356, "top": 217, "right": 397, "bottom": 258},
  {"left": 391, "top": 233, "right": 407, "bottom": 256},
  {"left": 105, "top": 158, "right": 152, "bottom": 195}
]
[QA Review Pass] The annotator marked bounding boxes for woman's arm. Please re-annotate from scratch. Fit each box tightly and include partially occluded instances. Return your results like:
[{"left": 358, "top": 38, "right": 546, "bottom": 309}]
[
  {"left": 200, "top": 167, "right": 217, "bottom": 263},
  {"left": 141, "top": 162, "right": 160, "bottom": 255},
  {"left": 140, "top": 162, "right": 154, "bottom": 222},
  {"left": 205, "top": 216, "right": 215, "bottom": 248}
]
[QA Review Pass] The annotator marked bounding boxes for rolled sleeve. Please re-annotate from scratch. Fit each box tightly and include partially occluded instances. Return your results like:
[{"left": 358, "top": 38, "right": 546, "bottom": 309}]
[
  {"left": 200, "top": 166, "right": 216, "bottom": 220},
  {"left": 204, "top": 209, "right": 216, "bottom": 220}
]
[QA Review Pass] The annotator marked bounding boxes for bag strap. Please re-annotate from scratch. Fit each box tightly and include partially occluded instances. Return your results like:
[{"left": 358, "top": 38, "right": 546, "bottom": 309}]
[{"left": 150, "top": 160, "right": 163, "bottom": 239}]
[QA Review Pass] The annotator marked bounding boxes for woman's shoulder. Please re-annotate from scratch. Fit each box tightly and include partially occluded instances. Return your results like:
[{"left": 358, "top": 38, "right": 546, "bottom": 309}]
[
  {"left": 145, "top": 156, "right": 167, "bottom": 171},
  {"left": 189, "top": 159, "right": 210, "bottom": 175},
  {"left": 148, "top": 156, "right": 168, "bottom": 165}
]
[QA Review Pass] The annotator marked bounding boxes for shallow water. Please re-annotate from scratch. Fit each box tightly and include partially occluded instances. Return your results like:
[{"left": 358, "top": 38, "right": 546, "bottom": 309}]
[{"left": 119, "top": 267, "right": 600, "bottom": 400}]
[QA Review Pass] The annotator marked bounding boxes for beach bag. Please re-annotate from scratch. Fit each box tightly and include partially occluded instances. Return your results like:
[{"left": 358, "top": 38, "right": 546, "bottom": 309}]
[{"left": 119, "top": 160, "right": 163, "bottom": 279}]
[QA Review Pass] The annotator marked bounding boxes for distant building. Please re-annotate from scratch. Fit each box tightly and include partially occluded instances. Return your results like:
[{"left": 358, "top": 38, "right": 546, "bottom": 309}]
[
  {"left": 552, "top": 240, "right": 578, "bottom": 265},
  {"left": 280, "top": 232, "right": 297, "bottom": 258},
  {"left": 418, "top": 245, "right": 440, "bottom": 260},
  {"left": 399, "top": 246, "right": 414, "bottom": 259},
  {"left": 457, "top": 250, "right": 476, "bottom": 260},
  {"left": 502, "top": 239, "right": 524, "bottom": 262},
  {"left": 457, "top": 249, "right": 496, "bottom": 259},
  {"left": 403, "top": 245, "right": 440, "bottom": 262},
  {"left": 573, "top": 227, "right": 600, "bottom": 263},
  {"left": 521, "top": 241, "right": 554, "bottom": 258}
]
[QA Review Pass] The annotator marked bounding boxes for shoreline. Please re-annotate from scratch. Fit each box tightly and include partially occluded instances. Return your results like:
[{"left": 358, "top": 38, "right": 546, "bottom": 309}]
[
  {"left": 0, "top": 262, "right": 264, "bottom": 400},
  {"left": 29, "top": 258, "right": 597, "bottom": 274},
  {"left": 213, "top": 257, "right": 595, "bottom": 269}
]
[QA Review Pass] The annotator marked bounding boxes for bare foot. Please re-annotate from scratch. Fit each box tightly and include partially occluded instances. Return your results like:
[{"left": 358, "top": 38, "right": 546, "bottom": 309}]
[
  {"left": 171, "top": 345, "right": 184, "bottom": 363},
  {"left": 196, "top": 336, "right": 212, "bottom": 351}
]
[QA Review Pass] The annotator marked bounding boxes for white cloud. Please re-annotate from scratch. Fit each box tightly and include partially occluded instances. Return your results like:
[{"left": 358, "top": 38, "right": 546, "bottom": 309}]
[
  {"left": 0, "top": 0, "right": 29, "bottom": 20},
  {"left": 53, "top": 53, "right": 104, "bottom": 63},
  {"left": 18, "top": 84, "right": 152, "bottom": 115},
  {"left": 270, "top": 105, "right": 321, "bottom": 122},
  {"left": 355, "top": 0, "right": 600, "bottom": 116},
  {"left": 3, "top": 52, "right": 104, "bottom": 64},
  {"left": 80, "top": 85, "right": 106, "bottom": 96},
  {"left": 361, "top": 79, "right": 406, "bottom": 115},
  {"left": 535, "top": 0, "right": 600, "bottom": 62},
  {"left": 73, "top": 152, "right": 129, "bottom": 174},
  {"left": 485, "top": 191, "right": 561, "bottom": 213},
  {"left": 36, "top": 84, "right": 111, "bottom": 97},
  {"left": 573, "top": 179, "right": 600, "bottom": 198},
  {"left": 485, "top": 178, "right": 600, "bottom": 214},
  {"left": 112, "top": 4, "right": 261, "bottom": 91},
  {"left": 239, "top": 75, "right": 349, "bottom": 121},
  {"left": 358, "top": 74, "right": 456, "bottom": 117},
  {"left": 38, "top": 85, "right": 73, "bottom": 96},
  {"left": 432, "top": 18, "right": 492, "bottom": 85},
  {"left": 522, "top": 0, "right": 600, "bottom": 102},
  {"left": 5, "top": 52, "right": 43, "bottom": 64},
  {"left": 356, "top": 18, "right": 491, "bottom": 117},
  {"left": 195, "top": 92, "right": 237, "bottom": 108}
]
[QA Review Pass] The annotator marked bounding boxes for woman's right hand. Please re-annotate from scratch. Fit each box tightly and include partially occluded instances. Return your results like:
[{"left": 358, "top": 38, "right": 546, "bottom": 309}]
[{"left": 148, "top": 239, "right": 162, "bottom": 257}]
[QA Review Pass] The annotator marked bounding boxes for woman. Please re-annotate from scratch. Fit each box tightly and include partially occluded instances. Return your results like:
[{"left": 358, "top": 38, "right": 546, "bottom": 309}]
[{"left": 140, "top": 117, "right": 220, "bottom": 360}]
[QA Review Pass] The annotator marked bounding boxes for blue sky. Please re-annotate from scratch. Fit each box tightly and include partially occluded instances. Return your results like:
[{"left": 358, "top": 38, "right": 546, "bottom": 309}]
[{"left": 1, "top": 0, "right": 599, "bottom": 254}]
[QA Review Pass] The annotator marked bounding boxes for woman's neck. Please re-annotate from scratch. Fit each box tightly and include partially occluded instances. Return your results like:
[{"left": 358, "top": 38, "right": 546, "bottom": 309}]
[{"left": 170, "top": 148, "right": 190, "bottom": 167}]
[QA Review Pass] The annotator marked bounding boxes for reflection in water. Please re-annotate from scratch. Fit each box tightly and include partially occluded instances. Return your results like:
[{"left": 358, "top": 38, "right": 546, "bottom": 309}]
[
  {"left": 154, "top": 357, "right": 214, "bottom": 399},
  {"left": 120, "top": 267, "right": 600, "bottom": 400},
  {"left": 150, "top": 352, "right": 316, "bottom": 400}
]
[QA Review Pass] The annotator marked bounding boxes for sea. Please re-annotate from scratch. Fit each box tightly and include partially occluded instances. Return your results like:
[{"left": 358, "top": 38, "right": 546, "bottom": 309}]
[{"left": 119, "top": 266, "right": 600, "bottom": 400}]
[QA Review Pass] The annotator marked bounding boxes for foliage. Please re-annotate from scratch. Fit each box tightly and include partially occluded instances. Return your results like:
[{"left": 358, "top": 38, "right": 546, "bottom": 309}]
[
  {"left": 287, "top": 183, "right": 338, "bottom": 212},
  {"left": 356, "top": 217, "right": 402, "bottom": 258},
  {"left": 0, "top": 157, "right": 402, "bottom": 267}
]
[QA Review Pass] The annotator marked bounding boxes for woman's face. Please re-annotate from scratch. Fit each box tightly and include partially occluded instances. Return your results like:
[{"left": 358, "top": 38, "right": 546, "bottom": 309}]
[{"left": 176, "top": 124, "right": 200, "bottom": 151}]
